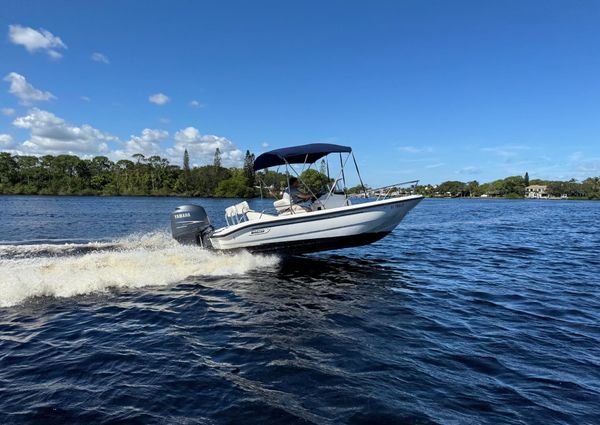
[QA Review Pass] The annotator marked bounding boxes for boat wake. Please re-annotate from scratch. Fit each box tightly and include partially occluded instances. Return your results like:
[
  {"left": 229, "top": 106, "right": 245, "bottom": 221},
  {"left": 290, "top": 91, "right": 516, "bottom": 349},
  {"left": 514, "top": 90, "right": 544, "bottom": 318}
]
[{"left": 0, "top": 231, "right": 279, "bottom": 308}]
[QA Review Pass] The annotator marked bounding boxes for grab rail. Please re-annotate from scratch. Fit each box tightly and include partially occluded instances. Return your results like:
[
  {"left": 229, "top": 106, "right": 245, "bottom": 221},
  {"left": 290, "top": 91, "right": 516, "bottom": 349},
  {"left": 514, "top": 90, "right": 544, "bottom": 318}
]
[{"left": 367, "top": 180, "right": 420, "bottom": 201}]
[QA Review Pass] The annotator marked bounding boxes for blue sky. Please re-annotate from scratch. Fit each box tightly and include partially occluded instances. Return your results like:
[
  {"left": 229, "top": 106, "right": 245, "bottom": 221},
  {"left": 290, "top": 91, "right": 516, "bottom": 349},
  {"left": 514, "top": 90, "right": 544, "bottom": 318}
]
[{"left": 1, "top": 0, "right": 599, "bottom": 186}]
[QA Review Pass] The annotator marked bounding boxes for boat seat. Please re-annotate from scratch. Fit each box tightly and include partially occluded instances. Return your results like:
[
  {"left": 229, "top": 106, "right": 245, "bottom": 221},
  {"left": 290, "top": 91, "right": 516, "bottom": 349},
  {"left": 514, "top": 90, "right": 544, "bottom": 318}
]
[
  {"left": 246, "top": 211, "right": 277, "bottom": 221},
  {"left": 274, "top": 193, "right": 308, "bottom": 215},
  {"left": 225, "top": 201, "right": 251, "bottom": 225},
  {"left": 277, "top": 205, "right": 308, "bottom": 215}
]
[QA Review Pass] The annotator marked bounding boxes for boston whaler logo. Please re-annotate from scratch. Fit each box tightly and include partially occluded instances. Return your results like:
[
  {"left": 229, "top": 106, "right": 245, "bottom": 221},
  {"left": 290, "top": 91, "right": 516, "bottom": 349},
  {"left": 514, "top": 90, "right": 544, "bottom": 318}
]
[{"left": 250, "top": 228, "right": 270, "bottom": 236}]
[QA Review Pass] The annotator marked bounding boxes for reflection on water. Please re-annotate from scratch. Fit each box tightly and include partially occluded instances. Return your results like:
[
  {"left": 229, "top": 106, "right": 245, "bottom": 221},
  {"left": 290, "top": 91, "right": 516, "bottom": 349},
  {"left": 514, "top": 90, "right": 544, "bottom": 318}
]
[{"left": 277, "top": 254, "right": 402, "bottom": 281}]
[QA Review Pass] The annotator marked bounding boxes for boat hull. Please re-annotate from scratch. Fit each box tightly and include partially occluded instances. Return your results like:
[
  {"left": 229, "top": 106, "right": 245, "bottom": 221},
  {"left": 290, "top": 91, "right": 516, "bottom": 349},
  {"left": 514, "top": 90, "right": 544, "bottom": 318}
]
[{"left": 209, "top": 195, "right": 423, "bottom": 255}]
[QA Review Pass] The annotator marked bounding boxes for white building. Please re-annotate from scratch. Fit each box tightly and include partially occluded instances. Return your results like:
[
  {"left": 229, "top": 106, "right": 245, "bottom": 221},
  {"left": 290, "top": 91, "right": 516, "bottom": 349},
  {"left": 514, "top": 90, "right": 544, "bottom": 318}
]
[{"left": 525, "top": 185, "right": 548, "bottom": 199}]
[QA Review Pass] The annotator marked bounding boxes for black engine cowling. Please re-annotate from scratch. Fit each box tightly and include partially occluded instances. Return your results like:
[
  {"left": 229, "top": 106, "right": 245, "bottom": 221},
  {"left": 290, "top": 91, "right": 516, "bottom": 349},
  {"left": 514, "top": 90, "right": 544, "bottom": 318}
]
[{"left": 170, "top": 204, "right": 214, "bottom": 247}]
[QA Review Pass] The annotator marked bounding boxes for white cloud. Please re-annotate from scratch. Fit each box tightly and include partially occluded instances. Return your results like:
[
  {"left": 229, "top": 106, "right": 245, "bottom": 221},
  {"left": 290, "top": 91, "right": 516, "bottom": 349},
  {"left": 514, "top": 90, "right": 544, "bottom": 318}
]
[
  {"left": 0, "top": 134, "right": 14, "bottom": 148},
  {"left": 47, "top": 50, "right": 63, "bottom": 60},
  {"left": 564, "top": 151, "right": 600, "bottom": 179},
  {"left": 91, "top": 52, "right": 110, "bottom": 64},
  {"left": 261, "top": 142, "right": 270, "bottom": 148},
  {"left": 113, "top": 128, "right": 169, "bottom": 159},
  {"left": 8, "top": 24, "right": 67, "bottom": 58},
  {"left": 482, "top": 145, "right": 529, "bottom": 159},
  {"left": 458, "top": 166, "right": 482, "bottom": 175},
  {"left": 568, "top": 151, "right": 584, "bottom": 162},
  {"left": 1, "top": 107, "right": 16, "bottom": 116},
  {"left": 149, "top": 93, "right": 170, "bottom": 105},
  {"left": 4, "top": 72, "right": 56, "bottom": 105},
  {"left": 111, "top": 127, "right": 241, "bottom": 166},
  {"left": 189, "top": 100, "right": 204, "bottom": 108},
  {"left": 12, "top": 108, "right": 116, "bottom": 155},
  {"left": 81, "top": 96, "right": 91, "bottom": 102},
  {"left": 397, "top": 146, "right": 433, "bottom": 154},
  {"left": 159, "top": 117, "right": 171, "bottom": 124},
  {"left": 5, "top": 105, "right": 243, "bottom": 169},
  {"left": 425, "top": 162, "right": 444, "bottom": 169},
  {"left": 168, "top": 127, "right": 242, "bottom": 166},
  {"left": 576, "top": 160, "right": 600, "bottom": 176}
]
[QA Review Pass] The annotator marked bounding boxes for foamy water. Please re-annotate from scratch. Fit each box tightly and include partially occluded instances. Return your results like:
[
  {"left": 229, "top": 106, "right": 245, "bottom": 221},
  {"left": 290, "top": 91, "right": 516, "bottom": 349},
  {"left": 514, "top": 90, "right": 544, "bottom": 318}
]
[{"left": 0, "top": 231, "right": 279, "bottom": 308}]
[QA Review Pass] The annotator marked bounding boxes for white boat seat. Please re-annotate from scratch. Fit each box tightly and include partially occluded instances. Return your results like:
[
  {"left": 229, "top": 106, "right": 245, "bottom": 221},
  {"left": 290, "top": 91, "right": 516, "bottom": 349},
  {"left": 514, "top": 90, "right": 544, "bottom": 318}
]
[
  {"left": 273, "top": 193, "right": 309, "bottom": 215},
  {"left": 225, "top": 201, "right": 278, "bottom": 224},
  {"left": 225, "top": 201, "right": 251, "bottom": 225},
  {"left": 278, "top": 205, "right": 308, "bottom": 215},
  {"left": 273, "top": 198, "right": 290, "bottom": 211},
  {"left": 246, "top": 211, "right": 277, "bottom": 221},
  {"left": 225, "top": 201, "right": 249, "bottom": 216}
]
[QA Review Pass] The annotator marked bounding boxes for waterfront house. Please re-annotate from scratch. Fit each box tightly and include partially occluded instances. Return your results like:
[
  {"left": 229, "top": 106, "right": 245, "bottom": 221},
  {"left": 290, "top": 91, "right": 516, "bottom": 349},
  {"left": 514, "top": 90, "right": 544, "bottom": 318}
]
[{"left": 525, "top": 185, "right": 548, "bottom": 199}]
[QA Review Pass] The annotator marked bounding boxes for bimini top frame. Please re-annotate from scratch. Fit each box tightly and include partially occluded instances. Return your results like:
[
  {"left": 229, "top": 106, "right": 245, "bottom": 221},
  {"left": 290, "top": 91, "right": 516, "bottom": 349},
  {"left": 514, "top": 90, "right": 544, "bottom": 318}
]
[{"left": 254, "top": 142, "right": 369, "bottom": 205}]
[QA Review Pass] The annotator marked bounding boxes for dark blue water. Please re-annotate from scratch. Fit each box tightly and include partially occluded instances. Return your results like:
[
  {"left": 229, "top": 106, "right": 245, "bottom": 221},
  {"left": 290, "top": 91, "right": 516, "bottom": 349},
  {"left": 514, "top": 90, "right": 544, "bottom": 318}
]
[{"left": 1, "top": 196, "right": 599, "bottom": 424}]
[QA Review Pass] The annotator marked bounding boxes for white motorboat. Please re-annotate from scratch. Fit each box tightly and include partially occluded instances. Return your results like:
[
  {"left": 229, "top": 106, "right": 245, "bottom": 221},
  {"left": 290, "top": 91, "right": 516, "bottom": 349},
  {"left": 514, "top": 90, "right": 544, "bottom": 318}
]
[{"left": 170, "top": 143, "right": 423, "bottom": 255}]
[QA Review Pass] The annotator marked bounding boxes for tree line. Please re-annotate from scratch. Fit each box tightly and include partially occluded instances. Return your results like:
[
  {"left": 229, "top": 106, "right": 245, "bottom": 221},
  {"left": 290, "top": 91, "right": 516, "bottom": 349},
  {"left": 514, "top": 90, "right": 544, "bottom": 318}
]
[
  {"left": 1, "top": 152, "right": 599, "bottom": 200},
  {"left": 0, "top": 149, "right": 265, "bottom": 197},
  {"left": 0, "top": 149, "right": 334, "bottom": 198},
  {"left": 416, "top": 173, "right": 600, "bottom": 199}
]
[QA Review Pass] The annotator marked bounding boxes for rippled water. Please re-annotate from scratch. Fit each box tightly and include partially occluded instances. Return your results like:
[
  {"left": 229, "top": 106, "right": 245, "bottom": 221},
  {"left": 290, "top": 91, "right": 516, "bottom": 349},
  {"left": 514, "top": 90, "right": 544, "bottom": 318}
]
[{"left": 1, "top": 196, "right": 599, "bottom": 424}]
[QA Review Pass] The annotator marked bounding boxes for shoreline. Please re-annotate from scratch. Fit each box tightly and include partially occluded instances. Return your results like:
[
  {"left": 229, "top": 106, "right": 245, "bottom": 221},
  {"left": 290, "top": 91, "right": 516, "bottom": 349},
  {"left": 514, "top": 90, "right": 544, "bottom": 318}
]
[{"left": 1, "top": 192, "right": 597, "bottom": 201}]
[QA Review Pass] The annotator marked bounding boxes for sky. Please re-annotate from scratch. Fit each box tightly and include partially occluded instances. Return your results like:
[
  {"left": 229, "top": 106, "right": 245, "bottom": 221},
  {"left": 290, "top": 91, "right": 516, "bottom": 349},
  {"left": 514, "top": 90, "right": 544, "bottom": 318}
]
[{"left": 1, "top": 0, "right": 599, "bottom": 186}]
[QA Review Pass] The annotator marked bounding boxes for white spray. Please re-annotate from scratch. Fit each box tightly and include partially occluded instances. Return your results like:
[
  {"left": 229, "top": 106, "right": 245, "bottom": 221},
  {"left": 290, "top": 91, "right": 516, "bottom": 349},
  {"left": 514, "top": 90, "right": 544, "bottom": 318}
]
[{"left": 0, "top": 231, "right": 279, "bottom": 308}]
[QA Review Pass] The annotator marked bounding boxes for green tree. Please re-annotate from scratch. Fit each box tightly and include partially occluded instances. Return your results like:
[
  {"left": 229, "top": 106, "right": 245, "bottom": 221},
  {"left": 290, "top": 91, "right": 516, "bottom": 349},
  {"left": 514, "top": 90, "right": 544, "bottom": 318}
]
[
  {"left": 582, "top": 177, "right": 600, "bottom": 199},
  {"left": 91, "top": 156, "right": 112, "bottom": 174},
  {"left": 437, "top": 181, "right": 467, "bottom": 197},
  {"left": 299, "top": 169, "right": 333, "bottom": 195},
  {"left": 191, "top": 165, "right": 231, "bottom": 197},
  {"left": 243, "top": 150, "right": 255, "bottom": 189},
  {"left": 466, "top": 180, "right": 480, "bottom": 197},
  {"left": 15, "top": 156, "right": 40, "bottom": 187},
  {"left": 132, "top": 153, "right": 145, "bottom": 164},
  {"left": 183, "top": 148, "right": 191, "bottom": 190},
  {"left": 254, "top": 170, "right": 288, "bottom": 197},
  {"left": 215, "top": 169, "right": 252, "bottom": 197},
  {"left": 501, "top": 176, "right": 526, "bottom": 197},
  {"left": 114, "top": 159, "right": 134, "bottom": 194},
  {"left": 347, "top": 184, "right": 371, "bottom": 194},
  {"left": 75, "top": 159, "right": 92, "bottom": 188},
  {"left": 213, "top": 148, "right": 222, "bottom": 168},
  {"left": 524, "top": 171, "right": 530, "bottom": 186},
  {"left": 0, "top": 153, "right": 18, "bottom": 188}
]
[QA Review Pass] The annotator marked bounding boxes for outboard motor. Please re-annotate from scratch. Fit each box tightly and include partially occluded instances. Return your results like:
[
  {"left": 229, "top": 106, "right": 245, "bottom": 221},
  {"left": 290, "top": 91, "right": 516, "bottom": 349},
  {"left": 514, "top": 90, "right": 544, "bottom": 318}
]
[{"left": 170, "top": 204, "right": 214, "bottom": 248}]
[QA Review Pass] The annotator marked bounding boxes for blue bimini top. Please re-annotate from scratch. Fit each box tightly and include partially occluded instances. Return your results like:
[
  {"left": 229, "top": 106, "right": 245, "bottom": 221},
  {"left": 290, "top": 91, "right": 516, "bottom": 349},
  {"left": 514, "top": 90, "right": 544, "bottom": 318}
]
[{"left": 253, "top": 143, "right": 352, "bottom": 171}]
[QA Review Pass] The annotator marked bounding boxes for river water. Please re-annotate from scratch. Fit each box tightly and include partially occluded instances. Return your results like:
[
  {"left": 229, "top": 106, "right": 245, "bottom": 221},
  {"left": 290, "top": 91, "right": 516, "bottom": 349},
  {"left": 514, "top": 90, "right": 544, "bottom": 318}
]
[{"left": 0, "top": 196, "right": 599, "bottom": 424}]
